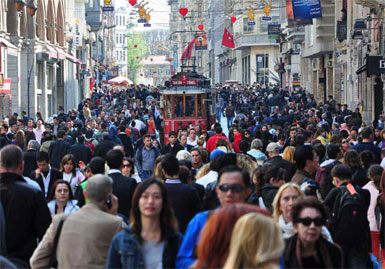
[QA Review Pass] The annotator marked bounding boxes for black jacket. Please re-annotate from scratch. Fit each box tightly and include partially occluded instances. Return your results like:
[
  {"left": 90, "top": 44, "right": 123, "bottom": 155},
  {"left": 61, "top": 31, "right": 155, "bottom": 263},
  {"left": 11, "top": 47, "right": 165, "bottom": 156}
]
[
  {"left": 0, "top": 172, "right": 51, "bottom": 264},
  {"left": 70, "top": 143, "right": 93, "bottom": 164},
  {"left": 23, "top": 149, "right": 38, "bottom": 177},
  {"left": 161, "top": 143, "right": 184, "bottom": 156},
  {"left": 94, "top": 139, "right": 116, "bottom": 159},
  {"left": 284, "top": 234, "right": 343, "bottom": 268},
  {"left": 30, "top": 167, "right": 63, "bottom": 198},
  {"left": 108, "top": 172, "right": 137, "bottom": 218},
  {"left": 165, "top": 181, "right": 203, "bottom": 233},
  {"left": 117, "top": 133, "right": 134, "bottom": 158},
  {"left": 48, "top": 139, "right": 71, "bottom": 169},
  {"left": 265, "top": 156, "right": 296, "bottom": 181},
  {"left": 261, "top": 183, "right": 279, "bottom": 212}
]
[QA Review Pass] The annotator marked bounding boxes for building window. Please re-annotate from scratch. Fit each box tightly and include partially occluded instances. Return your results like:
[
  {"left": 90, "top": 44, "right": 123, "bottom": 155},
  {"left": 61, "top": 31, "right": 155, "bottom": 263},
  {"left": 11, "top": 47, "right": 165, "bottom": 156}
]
[
  {"left": 243, "top": 18, "right": 254, "bottom": 33},
  {"left": 123, "top": 17, "right": 125, "bottom": 26},
  {"left": 256, "top": 54, "right": 268, "bottom": 84},
  {"left": 116, "top": 16, "right": 118, "bottom": 25},
  {"left": 242, "top": 55, "right": 251, "bottom": 85},
  {"left": 37, "top": 63, "right": 43, "bottom": 89},
  {"left": 198, "top": 51, "right": 202, "bottom": 68}
]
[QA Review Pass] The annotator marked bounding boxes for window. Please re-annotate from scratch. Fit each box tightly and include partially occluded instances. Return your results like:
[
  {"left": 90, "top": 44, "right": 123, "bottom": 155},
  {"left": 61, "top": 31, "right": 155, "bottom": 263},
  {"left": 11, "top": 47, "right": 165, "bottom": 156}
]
[
  {"left": 243, "top": 18, "right": 254, "bottom": 33},
  {"left": 256, "top": 54, "right": 269, "bottom": 84},
  {"left": 242, "top": 55, "right": 251, "bottom": 85},
  {"left": 47, "top": 65, "right": 54, "bottom": 90},
  {"left": 198, "top": 4, "right": 202, "bottom": 17},
  {"left": 123, "top": 17, "right": 125, "bottom": 26},
  {"left": 116, "top": 16, "right": 118, "bottom": 25},
  {"left": 37, "top": 63, "right": 43, "bottom": 89},
  {"left": 116, "top": 34, "right": 119, "bottom": 43},
  {"left": 120, "top": 16, "right": 123, "bottom": 26},
  {"left": 185, "top": 96, "right": 195, "bottom": 117},
  {"left": 197, "top": 51, "right": 202, "bottom": 68}
]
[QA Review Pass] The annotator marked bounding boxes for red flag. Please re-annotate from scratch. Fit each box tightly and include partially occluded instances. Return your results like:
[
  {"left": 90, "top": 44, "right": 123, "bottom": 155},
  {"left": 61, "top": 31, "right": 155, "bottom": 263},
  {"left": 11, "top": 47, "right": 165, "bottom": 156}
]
[
  {"left": 181, "top": 38, "right": 196, "bottom": 61},
  {"left": 222, "top": 28, "right": 235, "bottom": 48}
]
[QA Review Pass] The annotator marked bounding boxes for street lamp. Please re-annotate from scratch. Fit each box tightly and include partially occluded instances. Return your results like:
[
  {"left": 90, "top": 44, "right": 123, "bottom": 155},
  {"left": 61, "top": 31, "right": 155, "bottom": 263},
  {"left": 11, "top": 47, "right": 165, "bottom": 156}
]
[
  {"left": 27, "top": 0, "right": 37, "bottom": 16},
  {"left": 13, "top": 0, "right": 26, "bottom": 12}
]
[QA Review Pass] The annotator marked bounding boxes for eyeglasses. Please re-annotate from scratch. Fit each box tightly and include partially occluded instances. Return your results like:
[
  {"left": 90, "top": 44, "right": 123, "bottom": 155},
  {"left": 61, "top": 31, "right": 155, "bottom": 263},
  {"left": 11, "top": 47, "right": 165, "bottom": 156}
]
[
  {"left": 218, "top": 184, "right": 245, "bottom": 193},
  {"left": 342, "top": 140, "right": 348, "bottom": 144},
  {"left": 297, "top": 217, "right": 324, "bottom": 227},
  {"left": 123, "top": 164, "right": 131, "bottom": 168}
]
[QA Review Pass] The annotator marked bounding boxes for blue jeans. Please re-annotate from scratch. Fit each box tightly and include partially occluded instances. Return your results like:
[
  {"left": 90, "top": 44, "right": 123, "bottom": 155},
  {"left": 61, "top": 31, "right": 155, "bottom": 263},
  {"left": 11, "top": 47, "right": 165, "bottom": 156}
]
[
  {"left": 216, "top": 107, "right": 222, "bottom": 122},
  {"left": 227, "top": 117, "right": 233, "bottom": 128},
  {"left": 140, "top": 170, "right": 152, "bottom": 181}
]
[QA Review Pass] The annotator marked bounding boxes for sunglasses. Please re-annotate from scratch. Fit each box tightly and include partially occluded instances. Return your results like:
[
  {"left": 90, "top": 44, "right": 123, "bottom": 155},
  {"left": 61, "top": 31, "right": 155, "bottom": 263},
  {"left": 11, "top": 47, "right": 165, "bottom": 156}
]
[
  {"left": 218, "top": 184, "right": 245, "bottom": 193},
  {"left": 297, "top": 217, "right": 324, "bottom": 227},
  {"left": 123, "top": 164, "right": 131, "bottom": 168},
  {"left": 342, "top": 140, "right": 348, "bottom": 143}
]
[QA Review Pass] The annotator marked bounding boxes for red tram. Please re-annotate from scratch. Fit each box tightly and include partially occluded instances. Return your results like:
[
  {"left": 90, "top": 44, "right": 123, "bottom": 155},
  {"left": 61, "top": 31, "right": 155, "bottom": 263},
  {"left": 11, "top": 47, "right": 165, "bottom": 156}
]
[{"left": 161, "top": 70, "right": 216, "bottom": 144}]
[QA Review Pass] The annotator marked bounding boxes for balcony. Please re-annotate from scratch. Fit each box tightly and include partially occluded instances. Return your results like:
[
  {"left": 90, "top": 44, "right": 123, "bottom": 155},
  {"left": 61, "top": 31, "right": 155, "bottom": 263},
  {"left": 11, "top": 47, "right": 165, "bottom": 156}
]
[
  {"left": 337, "top": 21, "right": 347, "bottom": 42},
  {"left": 234, "top": 34, "right": 279, "bottom": 50}
]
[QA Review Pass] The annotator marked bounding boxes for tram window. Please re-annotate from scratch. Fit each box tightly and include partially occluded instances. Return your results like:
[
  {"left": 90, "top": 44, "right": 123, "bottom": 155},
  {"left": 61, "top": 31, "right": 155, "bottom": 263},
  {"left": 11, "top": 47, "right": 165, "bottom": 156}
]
[
  {"left": 165, "top": 96, "right": 172, "bottom": 118},
  {"left": 197, "top": 95, "right": 202, "bottom": 117},
  {"left": 185, "top": 95, "right": 195, "bottom": 117},
  {"left": 175, "top": 96, "right": 184, "bottom": 117}
]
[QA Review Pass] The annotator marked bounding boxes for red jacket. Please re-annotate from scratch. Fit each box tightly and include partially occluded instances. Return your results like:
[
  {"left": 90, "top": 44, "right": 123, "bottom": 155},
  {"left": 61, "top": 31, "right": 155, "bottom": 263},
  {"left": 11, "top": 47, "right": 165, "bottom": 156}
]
[{"left": 206, "top": 134, "right": 227, "bottom": 152}]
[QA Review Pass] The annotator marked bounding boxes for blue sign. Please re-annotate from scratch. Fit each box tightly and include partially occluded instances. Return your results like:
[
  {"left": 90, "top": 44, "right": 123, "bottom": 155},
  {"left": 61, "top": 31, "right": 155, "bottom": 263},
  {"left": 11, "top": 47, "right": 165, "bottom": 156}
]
[
  {"left": 268, "top": 24, "right": 281, "bottom": 38},
  {"left": 173, "top": 51, "right": 178, "bottom": 68},
  {"left": 262, "top": 16, "right": 271, "bottom": 21},
  {"left": 292, "top": 0, "right": 322, "bottom": 20},
  {"left": 138, "top": 18, "right": 146, "bottom": 23},
  {"left": 144, "top": 23, "right": 151, "bottom": 27},
  {"left": 248, "top": 21, "right": 256, "bottom": 25},
  {"left": 102, "top": 6, "right": 114, "bottom": 12}
]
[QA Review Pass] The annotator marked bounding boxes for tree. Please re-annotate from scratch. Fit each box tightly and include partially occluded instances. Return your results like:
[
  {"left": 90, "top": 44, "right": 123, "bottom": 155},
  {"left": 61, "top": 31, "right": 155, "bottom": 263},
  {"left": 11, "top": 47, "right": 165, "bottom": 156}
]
[{"left": 126, "top": 32, "right": 148, "bottom": 83}]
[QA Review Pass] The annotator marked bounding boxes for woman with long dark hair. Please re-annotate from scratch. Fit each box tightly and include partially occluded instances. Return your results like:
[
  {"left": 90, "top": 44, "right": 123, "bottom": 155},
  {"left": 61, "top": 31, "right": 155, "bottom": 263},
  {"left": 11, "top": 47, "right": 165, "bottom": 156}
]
[
  {"left": 46, "top": 180, "right": 79, "bottom": 217},
  {"left": 106, "top": 178, "right": 182, "bottom": 268}
]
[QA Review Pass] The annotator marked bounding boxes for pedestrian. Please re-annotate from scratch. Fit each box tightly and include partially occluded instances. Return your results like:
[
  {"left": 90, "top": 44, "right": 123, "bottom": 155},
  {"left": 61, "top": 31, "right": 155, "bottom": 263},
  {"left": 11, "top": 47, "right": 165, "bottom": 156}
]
[
  {"left": 30, "top": 174, "right": 123, "bottom": 268},
  {"left": 70, "top": 135, "right": 93, "bottom": 165},
  {"left": 48, "top": 130, "right": 71, "bottom": 169},
  {"left": 60, "top": 154, "right": 85, "bottom": 194},
  {"left": 135, "top": 134, "right": 160, "bottom": 180},
  {"left": 224, "top": 212, "right": 284, "bottom": 269},
  {"left": 94, "top": 132, "right": 116, "bottom": 159},
  {"left": 106, "top": 178, "right": 183, "bottom": 268},
  {"left": 0, "top": 145, "right": 51, "bottom": 267},
  {"left": 284, "top": 196, "right": 343, "bottom": 268},
  {"left": 23, "top": 139, "right": 39, "bottom": 177},
  {"left": 161, "top": 131, "right": 183, "bottom": 156},
  {"left": 46, "top": 180, "right": 79, "bottom": 217}
]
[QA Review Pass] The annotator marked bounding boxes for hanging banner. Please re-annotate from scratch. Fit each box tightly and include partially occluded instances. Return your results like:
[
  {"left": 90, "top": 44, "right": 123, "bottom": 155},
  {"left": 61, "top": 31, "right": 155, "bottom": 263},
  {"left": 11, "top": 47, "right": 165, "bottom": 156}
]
[
  {"left": 194, "top": 33, "right": 208, "bottom": 50},
  {"left": 292, "top": 0, "right": 322, "bottom": 20},
  {"left": 268, "top": 24, "right": 281, "bottom": 39},
  {"left": 286, "top": 0, "right": 313, "bottom": 27}
]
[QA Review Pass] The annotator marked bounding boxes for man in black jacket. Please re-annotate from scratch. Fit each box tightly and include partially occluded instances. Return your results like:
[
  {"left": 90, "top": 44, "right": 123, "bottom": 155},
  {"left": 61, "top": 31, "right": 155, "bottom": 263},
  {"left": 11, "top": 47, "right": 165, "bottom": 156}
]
[
  {"left": 94, "top": 132, "right": 116, "bottom": 159},
  {"left": 30, "top": 151, "right": 62, "bottom": 199},
  {"left": 23, "top": 140, "right": 39, "bottom": 177},
  {"left": 162, "top": 154, "right": 202, "bottom": 233},
  {"left": 70, "top": 135, "right": 93, "bottom": 164},
  {"left": 106, "top": 149, "right": 137, "bottom": 219},
  {"left": 117, "top": 125, "right": 134, "bottom": 157},
  {"left": 265, "top": 142, "right": 296, "bottom": 181},
  {"left": 48, "top": 130, "right": 70, "bottom": 169},
  {"left": 0, "top": 145, "right": 51, "bottom": 267},
  {"left": 161, "top": 131, "right": 183, "bottom": 156}
]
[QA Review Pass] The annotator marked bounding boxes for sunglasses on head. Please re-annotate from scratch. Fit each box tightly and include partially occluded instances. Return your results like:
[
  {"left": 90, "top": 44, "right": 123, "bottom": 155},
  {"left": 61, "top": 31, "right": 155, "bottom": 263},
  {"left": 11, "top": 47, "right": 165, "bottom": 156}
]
[
  {"left": 297, "top": 217, "right": 324, "bottom": 227},
  {"left": 218, "top": 184, "right": 245, "bottom": 193}
]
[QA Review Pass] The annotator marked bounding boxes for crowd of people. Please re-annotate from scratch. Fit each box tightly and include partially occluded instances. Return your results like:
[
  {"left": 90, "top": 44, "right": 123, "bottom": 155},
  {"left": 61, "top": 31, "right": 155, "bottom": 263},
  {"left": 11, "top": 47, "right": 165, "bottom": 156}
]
[{"left": 0, "top": 83, "right": 385, "bottom": 268}]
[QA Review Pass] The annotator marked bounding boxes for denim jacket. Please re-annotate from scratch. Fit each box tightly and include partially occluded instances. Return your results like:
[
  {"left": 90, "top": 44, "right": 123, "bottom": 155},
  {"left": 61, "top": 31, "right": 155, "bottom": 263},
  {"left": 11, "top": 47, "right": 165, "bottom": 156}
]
[{"left": 107, "top": 225, "right": 183, "bottom": 269}]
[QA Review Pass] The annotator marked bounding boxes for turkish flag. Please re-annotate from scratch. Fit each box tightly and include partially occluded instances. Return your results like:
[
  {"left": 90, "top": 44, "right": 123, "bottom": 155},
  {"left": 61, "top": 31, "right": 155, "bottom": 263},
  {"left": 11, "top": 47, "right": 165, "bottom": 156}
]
[
  {"left": 222, "top": 28, "right": 235, "bottom": 48},
  {"left": 181, "top": 38, "right": 196, "bottom": 61}
]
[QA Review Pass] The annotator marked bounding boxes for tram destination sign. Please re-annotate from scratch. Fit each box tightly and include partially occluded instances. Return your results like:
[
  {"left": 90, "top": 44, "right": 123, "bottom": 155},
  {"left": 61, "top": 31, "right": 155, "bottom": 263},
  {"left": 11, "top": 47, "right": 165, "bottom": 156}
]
[{"left": 171, "top": 80, "right": 198, "bottom": 86}]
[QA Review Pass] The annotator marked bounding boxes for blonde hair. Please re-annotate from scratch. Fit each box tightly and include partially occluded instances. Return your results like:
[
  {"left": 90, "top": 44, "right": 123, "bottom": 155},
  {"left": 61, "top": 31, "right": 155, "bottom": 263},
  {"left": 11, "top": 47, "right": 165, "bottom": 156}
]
[
  {"left": 282, "top": 146, "right": 296, "bottom": 163},
  {"left": 272, "top": 183, "right": 303, "bottom": 222},
  {"left": 224, "top": 213, "right": 284, "bottom": 269},
  {"left": 196, "top": 163, "right": 211, "bottom": 179},
  {"left": 236, "top": 154, "right": 257, "bottom": 176}
]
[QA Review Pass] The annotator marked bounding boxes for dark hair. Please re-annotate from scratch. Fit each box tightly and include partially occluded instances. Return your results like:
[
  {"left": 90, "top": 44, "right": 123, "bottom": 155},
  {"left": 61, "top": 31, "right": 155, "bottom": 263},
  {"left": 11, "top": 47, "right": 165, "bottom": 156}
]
[
  {"left": 60, "top": 154, "right": 78, "bottom": 175},
  {"left": 361, "top": 127, "right": 373, "bottom": 140},
  {"left": 313, "top": 143, "right": 326, "bottom": 163},
  {"left": 369, "top": 165, "right": 383, "bottom": 189},
  {"left": 215, "top": 126, "right": 223, "bottom": 134},
  {"left": 0, "top": 145, "right": 23, "bottom": 170},
  {"left": 168, "top": 131, "right": 177, "bottom": 138},
  {"left": 161, "top": 154, "right": 180, "bottom": 176},
  {"left": 294, "top": 145, "right": 315, "bottom": 170},
  {"left": 89, "top": 156, "right": 105, "bottom": 175},
  {"left": 37, "top": 151, "right": 50, "bottom": 163},
  {"left": 179, "top": 165, "right": 191, "bottom": 184},
  {"left": 292, "top": 196, "right": 327, "bottom": 224},
  {"left": 331, "top": 164, "right": 352, "bottom": 181},
  {"left": 360, "top": 150, "right": 375, "bottom": 170},
  {"left": 106, "top": 149, "right": 124, "bottom": 169},
  {"left": 143, "top": 134, "right": 152, "bottom": 140},
  {"left": 123, "top": 157, "right": 135, "bottom": 176},
  {"left": 47, "top": 180, "right": 74, "bottom": 202},
  {"left": 57, "top": 130, "right": 66, "bottom": 139},
  {"left": 327, "top": 144, "right": 341, "bottom": 159},
  {"left": 86, "top": 130, "right": 94, "bottom": 139},
  {"left": 263, "top": 165, "right": 286, "bottom": 184},
  {"left": 77, "top": 135, "right": 85, "bottom": 144},
  {"left": 218, "top": 165, "right": 251, "bottom": 189},
  {"left": 130, "top": 178, "right": 178, "bottom": 241},
  {"left": 344, "top": 150, "right": 362, "bottom": 169},
  {"left": 119, "top": 125, "right": 126, "bottom": 132}
]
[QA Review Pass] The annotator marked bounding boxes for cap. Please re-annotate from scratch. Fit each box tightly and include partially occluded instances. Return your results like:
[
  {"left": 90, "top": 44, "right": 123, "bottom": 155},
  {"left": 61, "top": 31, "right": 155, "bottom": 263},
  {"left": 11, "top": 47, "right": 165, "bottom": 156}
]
[
  {"left": 266, "top": 142, "right": 279, "bottom": 152},
  {"left": 210, "top": 149, "right": 226, "bottom": 161}
]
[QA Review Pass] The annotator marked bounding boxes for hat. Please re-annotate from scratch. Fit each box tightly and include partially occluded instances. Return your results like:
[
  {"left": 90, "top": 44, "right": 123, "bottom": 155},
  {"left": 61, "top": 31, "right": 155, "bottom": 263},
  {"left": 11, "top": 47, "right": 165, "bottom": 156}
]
[
  {"left": 266, "top": 142, "right": 279, "bottom": 152},
  {"left": 210, "top": 149, "right": 226, "bottom": 160}
]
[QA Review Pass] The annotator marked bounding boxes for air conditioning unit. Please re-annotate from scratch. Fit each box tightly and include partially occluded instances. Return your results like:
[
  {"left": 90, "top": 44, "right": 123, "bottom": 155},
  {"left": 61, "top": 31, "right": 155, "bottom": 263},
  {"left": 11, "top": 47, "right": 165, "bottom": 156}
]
[
  {"left": 312, "top": 58, "right": 320, "bottom": 71},
  {"left": 327, "top": 59, "right": 333, "bottom": 68}
]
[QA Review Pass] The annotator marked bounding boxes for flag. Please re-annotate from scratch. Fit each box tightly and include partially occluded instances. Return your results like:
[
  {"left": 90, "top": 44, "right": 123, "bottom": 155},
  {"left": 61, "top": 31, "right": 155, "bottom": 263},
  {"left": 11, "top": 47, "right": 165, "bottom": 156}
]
[
  {"left": 222, "top": 28, "right": 235, "bottom": 48},
  {"left": 181, "top": 38, "right": 196, "bottom": 61}
]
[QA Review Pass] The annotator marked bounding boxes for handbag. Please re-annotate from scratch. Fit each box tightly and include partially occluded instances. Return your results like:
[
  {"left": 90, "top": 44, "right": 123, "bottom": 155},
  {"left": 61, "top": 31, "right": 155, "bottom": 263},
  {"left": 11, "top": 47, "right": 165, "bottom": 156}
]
[{"left": 49, "top": 215, "right": 67, "bottom": 268}]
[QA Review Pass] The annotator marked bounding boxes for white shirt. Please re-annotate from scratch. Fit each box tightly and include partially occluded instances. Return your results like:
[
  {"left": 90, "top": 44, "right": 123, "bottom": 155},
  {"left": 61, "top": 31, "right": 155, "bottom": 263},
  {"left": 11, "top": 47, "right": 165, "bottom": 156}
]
[
  {"left": 41, "top": 167, "right": 52, "bottom": 198},
  {"left": 108, "top": 169, "right": 122, "bottom": 175},
  {"left": 63, "top": 170, "right": 84, "bottom": 194},
  {"left": 196, "top": 171, "right": 218, "bottom": 188},
  {"left": 23, "top": 176, "right": 41, "bottom": 191},
  {"left": 187, "top": 137, "right": 198, "bottom": 147},
  {"left": 165, "top": 179, "right": 181, "bottom": 184}
]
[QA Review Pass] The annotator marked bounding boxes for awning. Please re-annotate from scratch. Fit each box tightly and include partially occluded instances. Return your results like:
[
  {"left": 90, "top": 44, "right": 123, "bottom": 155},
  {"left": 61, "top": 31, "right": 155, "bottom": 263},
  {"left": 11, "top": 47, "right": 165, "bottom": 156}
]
[
  {"left": 0, "top": 37, "right": 18, "bottom": 56},
  {"left": 55, "top": 47, "right": 66, "bottom": 60},
  {"left": 44, "top": 44, "right": 57, "bottom": 59}
]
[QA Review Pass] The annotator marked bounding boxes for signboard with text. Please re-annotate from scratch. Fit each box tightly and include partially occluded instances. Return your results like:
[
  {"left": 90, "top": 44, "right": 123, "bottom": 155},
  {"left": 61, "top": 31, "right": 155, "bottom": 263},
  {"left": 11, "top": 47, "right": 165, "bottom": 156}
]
[
  {"left": 171, "top": 80, "right": 198, "bottom": 86},
  {"left": 0, "top": 79, "right": 11, "bottom": 94},
  {"left": 292, "top": 0, "right": 322, "bottom": 20}
]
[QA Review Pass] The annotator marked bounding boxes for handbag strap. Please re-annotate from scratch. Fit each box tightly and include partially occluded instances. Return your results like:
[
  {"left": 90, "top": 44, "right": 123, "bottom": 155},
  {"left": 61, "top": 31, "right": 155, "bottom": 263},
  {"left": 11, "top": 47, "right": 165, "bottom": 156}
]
[{"left": 49, "top": 215, "right": 68, "bottom": 268}]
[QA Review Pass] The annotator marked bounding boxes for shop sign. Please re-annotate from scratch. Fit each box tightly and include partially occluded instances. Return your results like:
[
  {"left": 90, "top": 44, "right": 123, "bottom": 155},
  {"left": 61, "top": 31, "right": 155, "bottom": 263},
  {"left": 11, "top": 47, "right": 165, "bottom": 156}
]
[{"left": 0, "top": 78, "right": 11, "bottom": 94}]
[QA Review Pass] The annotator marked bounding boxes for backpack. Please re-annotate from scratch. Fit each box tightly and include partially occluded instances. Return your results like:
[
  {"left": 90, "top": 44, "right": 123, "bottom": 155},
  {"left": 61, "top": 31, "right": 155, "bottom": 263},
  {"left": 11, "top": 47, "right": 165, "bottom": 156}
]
[
  {"left": 84, "top": 139, "right": 95, "bottom": 155},
  {"left": 330, "top": 183, "right": 367, "bottom": 246},
  {"left": 315, "top": 161, "right": 337, "bottom": 199}
]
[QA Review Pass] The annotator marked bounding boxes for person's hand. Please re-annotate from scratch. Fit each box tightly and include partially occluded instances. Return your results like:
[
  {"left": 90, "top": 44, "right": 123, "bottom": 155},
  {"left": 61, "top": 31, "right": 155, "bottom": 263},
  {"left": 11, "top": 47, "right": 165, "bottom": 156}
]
[
  {"left": 35, "top": 168, "right": 41, "bottom": 178},
  {"left": 78, "top": 161, "right": 86, "bottom": 171}
]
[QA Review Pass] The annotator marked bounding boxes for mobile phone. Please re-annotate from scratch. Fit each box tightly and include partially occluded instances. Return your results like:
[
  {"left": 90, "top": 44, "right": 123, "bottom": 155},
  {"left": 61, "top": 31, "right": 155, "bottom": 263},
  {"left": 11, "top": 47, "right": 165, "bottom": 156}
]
[{"left": 106, "top": 195, "right": 112, "bottom": 209}]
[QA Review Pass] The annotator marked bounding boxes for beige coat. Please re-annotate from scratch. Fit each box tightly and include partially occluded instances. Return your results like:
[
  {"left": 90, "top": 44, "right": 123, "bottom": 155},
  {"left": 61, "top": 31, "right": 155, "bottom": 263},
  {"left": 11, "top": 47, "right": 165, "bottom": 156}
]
[{"left": 30, "top": 203, "right": 124, "bottom": 269}]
